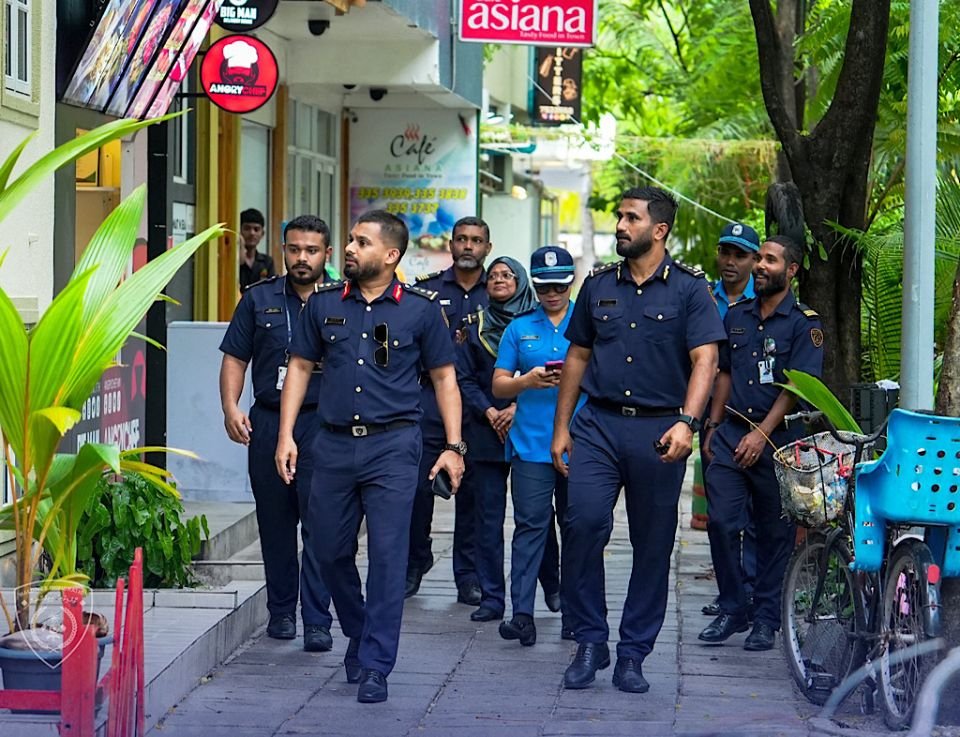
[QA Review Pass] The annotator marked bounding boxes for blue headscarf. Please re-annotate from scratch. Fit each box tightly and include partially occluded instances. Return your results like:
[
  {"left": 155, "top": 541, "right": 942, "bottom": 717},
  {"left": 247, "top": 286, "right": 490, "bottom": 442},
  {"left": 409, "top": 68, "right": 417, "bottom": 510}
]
[{"left": 478, "top": 256, "right": 537, "bottom": 357}]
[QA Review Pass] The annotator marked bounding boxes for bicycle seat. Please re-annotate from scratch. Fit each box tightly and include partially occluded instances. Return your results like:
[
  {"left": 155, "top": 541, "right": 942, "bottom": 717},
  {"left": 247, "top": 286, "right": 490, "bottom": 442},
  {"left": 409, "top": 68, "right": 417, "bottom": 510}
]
[{"left": 852, "top": 408, "right": 960, "bottom": 575}]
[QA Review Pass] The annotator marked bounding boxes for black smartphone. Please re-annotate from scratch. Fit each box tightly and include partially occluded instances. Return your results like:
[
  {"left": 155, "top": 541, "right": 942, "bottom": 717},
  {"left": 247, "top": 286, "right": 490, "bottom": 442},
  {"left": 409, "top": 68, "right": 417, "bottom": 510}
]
[
  {"left": 432, "top": 469, "right": 453, "bottom": 500},
  {"left": 545, "top": 360, "right": 565, "bottom": 372},
  {"left": 653, "top": 440, "right": 670, "bottom": 456}
]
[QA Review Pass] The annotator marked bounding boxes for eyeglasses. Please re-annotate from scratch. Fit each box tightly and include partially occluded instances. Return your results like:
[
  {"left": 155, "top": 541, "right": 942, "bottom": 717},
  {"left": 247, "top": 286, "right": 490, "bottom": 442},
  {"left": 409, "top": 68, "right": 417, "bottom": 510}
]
[
  {"left": 374, "top": 323, "right": 389, "bottom": 367},
  {"left": 488, "top": 272, "right": 517, "bottom": 283},
  {"left": 534, "top": 283, "right": 570, "bottom": 295}
]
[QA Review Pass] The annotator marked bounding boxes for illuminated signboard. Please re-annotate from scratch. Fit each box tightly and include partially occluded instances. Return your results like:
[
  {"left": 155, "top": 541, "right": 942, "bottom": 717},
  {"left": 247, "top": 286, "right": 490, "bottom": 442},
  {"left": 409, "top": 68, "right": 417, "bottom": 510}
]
[{"left": 200, "top": 34, "right": 279, "bottom": 114}]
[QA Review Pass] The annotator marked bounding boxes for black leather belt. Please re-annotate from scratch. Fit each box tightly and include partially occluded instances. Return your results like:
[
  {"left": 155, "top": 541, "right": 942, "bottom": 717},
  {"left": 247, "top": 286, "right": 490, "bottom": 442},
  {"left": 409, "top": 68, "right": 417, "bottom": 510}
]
[
  {"left": 589, "top": 398, "right": 680, "bottom": 418},
  {"left": 324, "top": 419, "right": 416, "bottom": 438},
  {"left": 726, "top": 412, "right": 787, "bottom": 433}
]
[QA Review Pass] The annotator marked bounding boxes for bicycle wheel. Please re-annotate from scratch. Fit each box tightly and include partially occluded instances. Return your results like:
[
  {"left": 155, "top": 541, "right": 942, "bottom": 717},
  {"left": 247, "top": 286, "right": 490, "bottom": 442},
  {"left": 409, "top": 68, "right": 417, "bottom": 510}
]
[
  {"left": 879, "top": 537, "right": 941, "bottom": 730},
  {"left": 781, "top": 533, "right": 865, "bottom": 705}
]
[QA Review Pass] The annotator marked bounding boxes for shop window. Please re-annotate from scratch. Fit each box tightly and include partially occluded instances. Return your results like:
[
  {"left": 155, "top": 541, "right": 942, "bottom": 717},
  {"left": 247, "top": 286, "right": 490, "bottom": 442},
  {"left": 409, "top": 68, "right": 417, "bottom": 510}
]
[
  {"left": 240, "top": 120, "right": 272, "bottom": 253},
  {"left": 3, "top": 0, "right": 29, "bottom": 96},
  {"left": 171, "top": 76, "right": 193, "bottom": 185}
]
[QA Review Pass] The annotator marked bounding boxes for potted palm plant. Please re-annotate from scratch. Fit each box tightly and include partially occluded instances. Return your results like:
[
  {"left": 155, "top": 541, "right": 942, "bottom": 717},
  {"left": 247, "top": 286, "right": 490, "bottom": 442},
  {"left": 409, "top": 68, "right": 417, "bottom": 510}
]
[{"left": 0, "top": 116, "right": 223, "bottom": 694}]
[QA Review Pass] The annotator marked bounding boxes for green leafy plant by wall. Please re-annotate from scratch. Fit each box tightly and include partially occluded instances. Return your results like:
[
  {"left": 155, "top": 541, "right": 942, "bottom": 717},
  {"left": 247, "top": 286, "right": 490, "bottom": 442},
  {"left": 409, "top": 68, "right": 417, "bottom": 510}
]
[{"left": 77, "top": 473, "right": 208, "bottom": 589}]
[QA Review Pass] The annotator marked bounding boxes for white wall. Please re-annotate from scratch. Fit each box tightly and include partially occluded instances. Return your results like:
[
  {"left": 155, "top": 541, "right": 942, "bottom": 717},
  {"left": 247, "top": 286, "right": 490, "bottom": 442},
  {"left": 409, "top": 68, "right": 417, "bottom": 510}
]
[
  {"left": 482, "top": 192, "right": 540, "bottom": 268},
  {"left": 0, "top": 3, "right": 56, "bottom": 318}
]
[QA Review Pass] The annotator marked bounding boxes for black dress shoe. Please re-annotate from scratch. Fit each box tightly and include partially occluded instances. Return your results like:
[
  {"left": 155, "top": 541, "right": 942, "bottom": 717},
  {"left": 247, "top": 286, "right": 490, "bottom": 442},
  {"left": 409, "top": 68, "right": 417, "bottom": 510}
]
[
  {"left": 357, "top": 669, "right": 388, "bottom": 703},
  {"left": 701, "top": 597, "right": 721, "bottom": 616},
  {"left": 744, "top": 622, "right": 776, "bottom": 651},
  {"left": 561, "top": 627, "right": 576, "bottom": 641},
  {"left": 499, "top": 616, "right": 536, "bottom": 646},
  {"left": 266, "top": 614, "right": 296, "bottom": 640},
  {"left": 698, "top": 613, "right": 749, "bottom": 644},
  {"left": 612, "top": 657, "right": 649, "bottom": 693},
  {"left": 544, "top": 591, "right": 562, "bottom": 613},
  {"left": 456, "top": 581, "right": 482, "bottom": 606},
  {"left": 405, "top": 567, "right": 424, "bottom": 598},
  {"left": 344, "top": 637, "right": 362, "bottom": 683},
  {"left": 563, "top": 642, "right": 610, "bottom": 689},
  {"left": 303, "top": 625, "right": 333, "bottom": 652},
  {"left": 470, "top": 606, "right": 502, "bottom": 622}
]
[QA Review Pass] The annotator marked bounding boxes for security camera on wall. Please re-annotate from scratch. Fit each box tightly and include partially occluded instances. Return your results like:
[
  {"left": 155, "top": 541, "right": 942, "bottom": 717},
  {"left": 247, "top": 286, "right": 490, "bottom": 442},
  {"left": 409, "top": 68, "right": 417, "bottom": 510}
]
[
  {"left": 369, "top": 88, "right": 387, "bottom": 102},
  {"left": 308, "top": 19, "right": 330, "bottom": 36}
]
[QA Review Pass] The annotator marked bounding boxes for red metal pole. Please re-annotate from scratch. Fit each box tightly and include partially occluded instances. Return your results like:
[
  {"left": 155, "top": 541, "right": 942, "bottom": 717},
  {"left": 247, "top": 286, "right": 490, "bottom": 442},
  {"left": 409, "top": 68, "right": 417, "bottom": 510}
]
[{"left": 60, "top": 587, "right": 95, "bottom": 737}]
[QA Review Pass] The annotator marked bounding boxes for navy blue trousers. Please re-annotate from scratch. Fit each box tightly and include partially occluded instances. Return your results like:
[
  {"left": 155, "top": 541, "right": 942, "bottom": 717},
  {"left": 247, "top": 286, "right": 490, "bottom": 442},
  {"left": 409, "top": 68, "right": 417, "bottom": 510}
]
[
  {"left": 509, "top": 459, "right": 568, "bottom": 618},
  {"left": 462, "top": 460, "right": 510, "bottom": 614},
  {"left": 564, "top": 404, "right": 685, "bottom": 660},
  {"left": 705, "top": 423, "right": 796, "bottom": 629},
  {"left": 310, "top": 425, "right": 421, "bottom": 675},
  {"left": 248, "top": 404, "right": 331, "bottom": 627}
]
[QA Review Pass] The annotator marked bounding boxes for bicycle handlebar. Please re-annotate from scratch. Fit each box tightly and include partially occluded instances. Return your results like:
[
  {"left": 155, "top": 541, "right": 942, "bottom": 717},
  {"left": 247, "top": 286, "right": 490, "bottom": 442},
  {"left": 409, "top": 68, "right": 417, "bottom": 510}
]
[{"left": 784, "top": 409, "right": 889, "bottom": 451}]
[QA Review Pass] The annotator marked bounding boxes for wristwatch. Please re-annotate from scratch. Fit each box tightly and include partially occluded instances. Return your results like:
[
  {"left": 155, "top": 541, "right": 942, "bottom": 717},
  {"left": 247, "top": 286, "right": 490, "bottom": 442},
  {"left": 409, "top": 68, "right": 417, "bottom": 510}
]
[
  {"left": 444, "top": 441, "right": 468, "bottom": 457},
  {"left": 676, "top": 414, "right": 702, "bottom": 433}
]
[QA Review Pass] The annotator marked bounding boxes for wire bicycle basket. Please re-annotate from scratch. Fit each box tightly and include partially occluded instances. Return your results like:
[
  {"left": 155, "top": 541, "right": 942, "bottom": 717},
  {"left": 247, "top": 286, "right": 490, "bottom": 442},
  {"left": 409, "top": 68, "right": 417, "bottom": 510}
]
[{"left": 774, "top": 431, "right": 872, "bottom": 528}]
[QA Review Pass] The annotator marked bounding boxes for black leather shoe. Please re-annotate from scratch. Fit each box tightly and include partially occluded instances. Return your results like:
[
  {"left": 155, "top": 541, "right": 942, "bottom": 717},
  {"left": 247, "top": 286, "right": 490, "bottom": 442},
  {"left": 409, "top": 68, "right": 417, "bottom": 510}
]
[
  {"left": 744, "top": 622, "right": 776, "bottom": 651},
  {"left": 470, "top": 606, "right": 502, "bottom": 622},
  {"left": 266, "top": 614, "right": 296, "bottom": 640},
  {"left": 701, "top": 597, "right": 720, "bottom": 616},
  {"left": 456, "top": 581, "right": 482, "bottom": 606},
  {"left": 563, "top": 642, "right": 610, "bottom": 689},
  {"left": 303, "top": 625, "right": 332, "bottom": 652},
  {"left": 612, "top": 657, "right": 650, "bottom": 693},
  {"left": 344, "top": 637, "right": 362, "bottom": 683},
  {"left": 357, "top": 669, "right": 388, "bottom": 703},
  {"left": 405, "top": 567, "right": 424, "bottom": 598},
  {"left": 561, "top": 627, "right": 576, "bottom": 641},
  {"left": 544, "top": 591, "right": 562, "bottom": 613},
  {"left": 698, "top": 613, "right": 749, "bottom": 644},
  {"left": 499, "top": 616, "right": 536, "bottom": 646}
]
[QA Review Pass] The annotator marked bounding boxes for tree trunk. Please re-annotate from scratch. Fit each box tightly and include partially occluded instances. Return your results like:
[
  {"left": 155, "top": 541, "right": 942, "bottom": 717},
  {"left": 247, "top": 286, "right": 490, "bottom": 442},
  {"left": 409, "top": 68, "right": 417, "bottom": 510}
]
[{"left": 935, "top": 260, "right": 960, "bottom": 415}]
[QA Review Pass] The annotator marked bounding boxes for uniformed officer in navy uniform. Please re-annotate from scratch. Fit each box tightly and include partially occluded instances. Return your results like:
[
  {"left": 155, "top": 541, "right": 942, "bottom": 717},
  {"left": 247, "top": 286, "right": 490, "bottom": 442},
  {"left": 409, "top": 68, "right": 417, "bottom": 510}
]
[
  {"left": 275, "top": 210, "right": 466, "bottom": 704},
  {"left": 405, "top": 216, "right": 491, "bottom": 605},
  {"left": 219, "top": 215, "right": 334, "bottom": 651},
  {"left": 699, "top": 234, "right": 824, "bottom": 651},
  {"left": 552, "top": 187, "right": 726, "bottom": 693}
]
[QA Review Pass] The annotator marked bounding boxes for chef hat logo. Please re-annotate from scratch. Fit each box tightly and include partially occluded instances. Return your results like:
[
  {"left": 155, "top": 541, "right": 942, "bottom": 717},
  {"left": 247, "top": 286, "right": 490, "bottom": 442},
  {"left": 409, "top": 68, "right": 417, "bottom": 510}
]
[{"left": 221, "top": 39, "right": 260, "bottom": 85}]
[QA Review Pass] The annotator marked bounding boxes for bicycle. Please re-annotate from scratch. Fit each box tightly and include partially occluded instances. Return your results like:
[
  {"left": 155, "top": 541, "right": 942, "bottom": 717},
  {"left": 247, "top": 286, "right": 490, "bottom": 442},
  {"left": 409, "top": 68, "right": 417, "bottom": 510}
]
[{"left": 776, "top": 409, "right": 960, "bottom": 729}]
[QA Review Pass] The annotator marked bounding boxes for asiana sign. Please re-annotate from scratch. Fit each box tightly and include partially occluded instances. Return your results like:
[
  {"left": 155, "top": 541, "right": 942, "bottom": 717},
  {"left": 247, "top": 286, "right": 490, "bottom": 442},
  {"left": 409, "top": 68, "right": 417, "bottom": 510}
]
[{"left": 459, "top": 0, "right": 596, "bottom": 47}]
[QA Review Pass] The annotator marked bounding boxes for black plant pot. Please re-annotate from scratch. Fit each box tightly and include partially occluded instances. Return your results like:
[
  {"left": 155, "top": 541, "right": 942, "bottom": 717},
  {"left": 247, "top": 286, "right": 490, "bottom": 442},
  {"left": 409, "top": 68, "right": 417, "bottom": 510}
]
[{"left": 0, "top": 636, "right": 111, "bottom": 713}]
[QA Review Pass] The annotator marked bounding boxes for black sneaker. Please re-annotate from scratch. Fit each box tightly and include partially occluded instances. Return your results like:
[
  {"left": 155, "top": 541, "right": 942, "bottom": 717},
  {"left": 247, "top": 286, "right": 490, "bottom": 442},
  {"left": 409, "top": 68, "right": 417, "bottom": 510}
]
[
  {"left": 266, "top": 614, "right": 296, "bottom": 640},
  {"left": 303, "top": 625, "right": 332, "bottom": 652},
  {"left": 498, "top": 616, "right": 536, "bottom": 646}
]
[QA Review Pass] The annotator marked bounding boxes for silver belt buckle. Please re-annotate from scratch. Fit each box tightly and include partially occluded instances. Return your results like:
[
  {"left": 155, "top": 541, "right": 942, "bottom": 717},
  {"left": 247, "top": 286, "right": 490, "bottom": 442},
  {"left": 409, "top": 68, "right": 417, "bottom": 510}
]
[
  {"left": 622, "top": 407, "right": 637, "bottom": 417},
  {"left": 351, "top": 425, "right": 368, "bottom": 437}
]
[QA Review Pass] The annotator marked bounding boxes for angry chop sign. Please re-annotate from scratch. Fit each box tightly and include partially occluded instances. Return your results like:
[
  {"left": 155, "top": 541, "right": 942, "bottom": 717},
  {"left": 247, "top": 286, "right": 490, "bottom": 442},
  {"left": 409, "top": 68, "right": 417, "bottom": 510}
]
[{"left": 459, "top": 0, "right": 596, "bottom": 47}]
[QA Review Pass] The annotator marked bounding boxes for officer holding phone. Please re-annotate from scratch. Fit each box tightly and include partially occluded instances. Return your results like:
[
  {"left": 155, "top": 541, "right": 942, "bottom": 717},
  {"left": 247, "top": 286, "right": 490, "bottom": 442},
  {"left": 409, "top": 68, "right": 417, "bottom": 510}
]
[{"left": 492, "top": 246, "right": 585, "bottom": 646}]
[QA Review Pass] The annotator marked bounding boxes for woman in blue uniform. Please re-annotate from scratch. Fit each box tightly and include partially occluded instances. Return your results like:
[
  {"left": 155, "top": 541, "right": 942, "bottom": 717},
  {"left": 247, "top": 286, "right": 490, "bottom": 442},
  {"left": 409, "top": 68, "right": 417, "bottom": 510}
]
[
  {"left": 492, "top": 246, "right": 584, "bottom": 646},
  {"left": 456, "top": 256, "right": 537, "bottom": 622}
]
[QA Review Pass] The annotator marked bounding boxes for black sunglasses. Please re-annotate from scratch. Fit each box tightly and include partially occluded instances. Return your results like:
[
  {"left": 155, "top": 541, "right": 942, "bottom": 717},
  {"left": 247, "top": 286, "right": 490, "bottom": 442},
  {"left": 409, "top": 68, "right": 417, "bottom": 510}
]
[
  {"left": 374, "top": 323, "right": 389, "bottom": 367},
  {"left": 534, "top": 283, "right": 570, "bottom": 295}
]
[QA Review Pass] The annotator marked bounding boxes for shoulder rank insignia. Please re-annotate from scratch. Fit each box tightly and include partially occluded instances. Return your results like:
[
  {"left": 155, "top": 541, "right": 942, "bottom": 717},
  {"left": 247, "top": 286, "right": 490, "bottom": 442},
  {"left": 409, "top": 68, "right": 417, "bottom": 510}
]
[
  {"left": 673, "top": 261, "right": 706, "bottom": 278},
  {"left": 797, "top": 302, "right": 820, "bottom": 320},
  {"left": 315, "top": 280, "right": 343, "bottom": 293},
  {"left": 404, "top": 284, "right": 439, "bottom": 301},
  {"left": 243, "top": 274, "right": 279, "bottom": 292},
  {"left": 414, "top": 269, "right": 443, "bottom": 283},
  {"left": 587, "top": 261, "right": 618, "bottom": 278}
]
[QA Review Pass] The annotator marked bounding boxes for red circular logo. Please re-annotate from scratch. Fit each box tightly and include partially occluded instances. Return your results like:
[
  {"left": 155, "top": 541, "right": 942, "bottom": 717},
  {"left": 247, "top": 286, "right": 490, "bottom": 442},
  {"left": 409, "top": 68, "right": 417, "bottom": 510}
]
[{"left": 201, "top": 35, "right": 278, "bottom": 114}]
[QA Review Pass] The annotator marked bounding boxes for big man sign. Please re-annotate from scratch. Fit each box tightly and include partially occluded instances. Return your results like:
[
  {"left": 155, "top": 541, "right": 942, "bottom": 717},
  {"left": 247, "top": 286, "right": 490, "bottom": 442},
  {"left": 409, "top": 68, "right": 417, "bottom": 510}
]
[{"left": 459, "top": 0, "right": 597, "bottom": 47}]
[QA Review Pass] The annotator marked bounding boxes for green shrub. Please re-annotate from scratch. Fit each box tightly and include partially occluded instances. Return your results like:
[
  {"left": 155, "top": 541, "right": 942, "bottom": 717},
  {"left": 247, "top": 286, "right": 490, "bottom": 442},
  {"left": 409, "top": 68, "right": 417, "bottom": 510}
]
[{"left": 77, "top": 472, "right": 209, "bottom": 588}]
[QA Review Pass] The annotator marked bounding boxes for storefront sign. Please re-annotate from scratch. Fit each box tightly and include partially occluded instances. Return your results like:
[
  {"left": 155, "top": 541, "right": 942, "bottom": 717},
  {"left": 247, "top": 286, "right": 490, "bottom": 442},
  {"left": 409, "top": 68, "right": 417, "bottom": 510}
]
[
  {"left": 200, "top": 34, "right": 278, "bottom": 114},
  {"left": 533, "top": 46, "right": 582, "bottom": 124},
  {"left": 349, "top": 110, "right": 478, "bottom": 274},
  {"left": 215, "top": 0, "right": 277, "bottom": 31},
  {"left": 459, "top": 0, "right": 596, "bottom": 47}
]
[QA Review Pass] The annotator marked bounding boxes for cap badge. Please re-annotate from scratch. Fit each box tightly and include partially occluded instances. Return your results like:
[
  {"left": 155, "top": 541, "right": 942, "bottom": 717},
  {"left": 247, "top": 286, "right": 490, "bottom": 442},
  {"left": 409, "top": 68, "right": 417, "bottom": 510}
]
[
  {"left": 732, "top": 224, "right": 743, "bottom": 236},
  {"left": 544, "top": 251, "right": 558, "bottom": 267}
]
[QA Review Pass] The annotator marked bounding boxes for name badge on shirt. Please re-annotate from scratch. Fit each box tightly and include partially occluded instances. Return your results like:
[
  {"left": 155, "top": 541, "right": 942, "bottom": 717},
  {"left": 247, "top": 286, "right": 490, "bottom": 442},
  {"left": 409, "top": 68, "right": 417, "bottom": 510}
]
[
  {"left": 276, "top": 366, "right": 287, "bottom": 390},
  {"left": 520, "top": 335, "right": 540, "bottom": 341},
  {"left": 597, "top": 299, "right": 618, "bottom": 307},
  {"left": 264, "top": 307, "right": 282, "bottom": 314},
  {"left": 730, "top": 328, "right": 746, "bottom": 335},
  {"left": 440, "top": 299, "right": 452, "bottom": 306},
  {"left": 758, "top": 358, "right": 775, "bottom": 385},
  {"left": 323, "top": 316, "right": 346, "bottom": 325}
]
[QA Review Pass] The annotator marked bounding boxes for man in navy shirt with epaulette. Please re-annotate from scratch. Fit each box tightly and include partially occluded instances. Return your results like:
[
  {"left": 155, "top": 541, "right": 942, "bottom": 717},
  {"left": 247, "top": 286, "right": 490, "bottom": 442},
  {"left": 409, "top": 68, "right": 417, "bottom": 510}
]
[
  {"left": 699, "top": 235, "right": 823, "bottom": 652},
  {"left": 219, "top": 215, "right": 334, "bottom": 651},
  {"left": 405, "top": 216, "right": 491, "bottom": 605},
  {"left": 552, "top": 186, "right": 726, "bottom": 693},
  {"left": 276, "top": 210, "right": 466, "bottom": 704}
]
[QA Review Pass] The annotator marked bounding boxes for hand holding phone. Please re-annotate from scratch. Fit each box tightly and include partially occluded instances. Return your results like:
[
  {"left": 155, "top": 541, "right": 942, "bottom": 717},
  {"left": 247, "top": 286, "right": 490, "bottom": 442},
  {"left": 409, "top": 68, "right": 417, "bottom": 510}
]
[
  {"left": 432, "top": 469, "right": 453, "bottom": 499},
  {"left": 544, "top": 360, "right": 565, "bottom": 373}
]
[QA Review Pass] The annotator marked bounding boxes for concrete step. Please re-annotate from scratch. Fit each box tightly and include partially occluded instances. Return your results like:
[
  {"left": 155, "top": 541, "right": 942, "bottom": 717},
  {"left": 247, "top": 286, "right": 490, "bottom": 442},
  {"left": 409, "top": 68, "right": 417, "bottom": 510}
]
[
  {"left": 182, "top": 501, "right": 258, "bottom": 562},
  {"left": 192, "top": 538, "right": 266, "bottom": 585}
]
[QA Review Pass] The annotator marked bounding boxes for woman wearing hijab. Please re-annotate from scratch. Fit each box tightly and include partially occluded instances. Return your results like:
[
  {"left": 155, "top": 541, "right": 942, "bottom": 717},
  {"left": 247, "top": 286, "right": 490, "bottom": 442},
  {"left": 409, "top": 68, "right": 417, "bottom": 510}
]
[
  {"left": 455, "top": 256, "right": 537, "bottom": 623},
  {"left": 492, "top": 246, "right": 585, "bottom": 646}
]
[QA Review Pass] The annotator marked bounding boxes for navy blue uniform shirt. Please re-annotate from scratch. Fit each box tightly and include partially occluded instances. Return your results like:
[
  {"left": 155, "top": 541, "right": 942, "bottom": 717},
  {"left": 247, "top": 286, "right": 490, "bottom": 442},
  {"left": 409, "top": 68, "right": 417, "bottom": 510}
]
[
  {"left": 719, "top": 291, "right": 824, "bottom": 421},
  {"left": 289, "top": 278, "right": 455, "bottom": 426},
  {"left": 220, "top": 275, "right": 322, "bottom": 409},
  {"left": 456, "top": 314, "right": 514, "bottom": 462},
  {"left": 415, "top": 266, "right": 489, "bottom": 341},
  {"left": 566, "top": 255, "right": 726, "bottom": 408}
]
